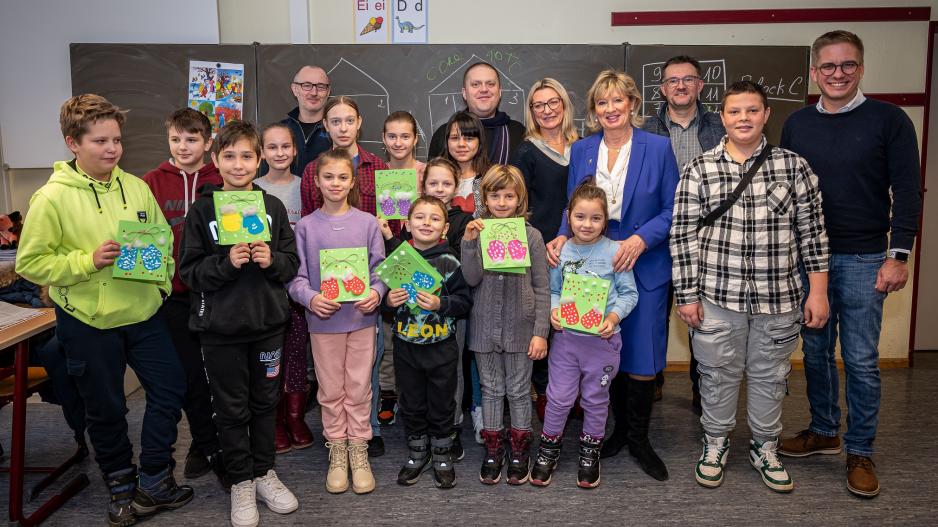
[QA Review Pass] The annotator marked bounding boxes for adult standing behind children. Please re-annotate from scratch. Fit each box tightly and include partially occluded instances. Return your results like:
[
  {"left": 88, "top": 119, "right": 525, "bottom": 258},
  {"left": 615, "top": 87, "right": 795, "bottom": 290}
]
[
  {"left": 143, "top": 108, "right": 225, "bottom": 487},
  {"left": 427, "top": 62, "right": 525, "bottom": 164},
  {"left": 260, "top": 65, "right": 332, "bottom": 177},
  {"left": 17, "top": 95, "right": 192, "bottom": 526},
  {"left": 777, "top": 30, "right": 923, "bottom": 498}
]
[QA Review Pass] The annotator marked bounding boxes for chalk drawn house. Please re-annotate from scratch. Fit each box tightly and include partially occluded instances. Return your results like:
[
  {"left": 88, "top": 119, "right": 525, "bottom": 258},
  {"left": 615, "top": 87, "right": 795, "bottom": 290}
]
[
  {"left": 327, "top": 58, "right": 390, "bottom": 148},
  {"left": 427, "top": 55, "right": 525, "bottom": 134}
]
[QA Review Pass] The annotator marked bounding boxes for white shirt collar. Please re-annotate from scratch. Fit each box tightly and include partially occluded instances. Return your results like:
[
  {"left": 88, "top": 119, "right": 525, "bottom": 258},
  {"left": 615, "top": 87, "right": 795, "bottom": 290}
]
[{"left": 816, "top": 90, "right": 866, "bottom": 114}]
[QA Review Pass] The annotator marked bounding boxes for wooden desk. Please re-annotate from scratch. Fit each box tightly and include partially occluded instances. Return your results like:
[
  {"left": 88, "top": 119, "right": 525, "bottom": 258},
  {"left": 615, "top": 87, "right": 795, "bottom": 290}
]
[{"left": 1, "top": 308, "right": 89, "bottom": 526}]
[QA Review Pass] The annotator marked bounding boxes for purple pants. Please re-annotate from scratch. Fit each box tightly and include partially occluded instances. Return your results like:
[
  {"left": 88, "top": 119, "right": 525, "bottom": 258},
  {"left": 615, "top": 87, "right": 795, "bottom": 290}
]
[
  {"left": 282, "top": 301, "right": 309, "bottom": 393},
  {"left": 543, "top": 330, "right": 622, "bottom": 438}
]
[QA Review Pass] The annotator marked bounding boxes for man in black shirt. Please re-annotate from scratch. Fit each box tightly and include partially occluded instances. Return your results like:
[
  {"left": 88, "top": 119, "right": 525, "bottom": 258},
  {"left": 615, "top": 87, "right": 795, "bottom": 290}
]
[{"left": 262, "top": 65, "right": 333, "bottom": 176}]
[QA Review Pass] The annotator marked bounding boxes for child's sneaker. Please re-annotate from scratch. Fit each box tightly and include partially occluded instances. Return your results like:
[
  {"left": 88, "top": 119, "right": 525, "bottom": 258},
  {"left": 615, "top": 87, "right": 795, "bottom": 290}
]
[
  {"left": 348, "top": 440, "right": 376, "bottom": 494},
  {"left": 377, "top": 390, "right": 398, "bottom": 425},
  {"left": 479, "top": 429, "right": 505, "bottom": 484},
  {"left": 254, "top": 470, "right": 298, "bottom": 514},
  {"left": 132, "top": 465, "right": 194, "bottom": 518},
  {"left": 696, "top": 434, "right": 730, "bottom": 488},
  {"left": 325, "top": 440, "right": 349, "bottom": 493},
  {"left": 431, "top": 435, "right": 456, "bottom": 489},
  {"left": 749, "top": 439, "right": 794, "bottom": 493},
  {"left": 530, "top": 434, "right": 562, "bottom": 487},
  {"left": 576, "top": 434, "right": 602, "bottom": 488},
  {"left": 397, "top": 435, "right": 431, "bottom": 486},
  {"left": 229, "top": 480, "right": 259, "bottom": 527},
  {"left": 471, "top": 406, "right": 484, "bottom": 444}
]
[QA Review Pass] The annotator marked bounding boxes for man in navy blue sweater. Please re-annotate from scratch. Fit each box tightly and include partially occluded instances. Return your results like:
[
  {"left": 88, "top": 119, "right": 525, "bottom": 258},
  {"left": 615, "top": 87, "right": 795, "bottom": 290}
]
[{"left": 777, "top": 30, "right": 922, "bottom": 499}]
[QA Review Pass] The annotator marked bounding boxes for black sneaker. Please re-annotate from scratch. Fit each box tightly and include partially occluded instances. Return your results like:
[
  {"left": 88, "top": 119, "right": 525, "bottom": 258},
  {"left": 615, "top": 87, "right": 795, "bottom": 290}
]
[
  {"left": 131, "top": 466, "right": 194, "bottom": 519},
  {"left": 577, "top": 434, "right": 602, "bottom": 489},
  {"left": 368, "top": 435, "right": 385, "bottom": 458},
  {"left": 105, "top": 467, "right": 137, "bottom": 527},
  {"left": 451, "top": 432, "right": 465, "bottom": 462},
  {"left": 397, "top": 436, "right": 430, "bottom": 486},
  {"left": 183, "top": 449, "right": 212, "bottom": 479},
  {"left": 431, "top": 435, "right": 456, "bottom": 489},
  {"left": 530, "top": 434, "right": 562, "bottom": 487},
  {"left": 479, "top": 429, "right": 505, "bottom": 485}
]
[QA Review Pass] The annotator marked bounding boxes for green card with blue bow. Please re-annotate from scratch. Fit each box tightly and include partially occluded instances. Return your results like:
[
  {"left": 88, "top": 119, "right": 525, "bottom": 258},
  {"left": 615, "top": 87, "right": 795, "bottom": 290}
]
[
  {"left": 112, "top": 221, "right": 171, "bottom": 282},
  {"left": 213, "top": 190, "right": 270, "bottom": 245}
]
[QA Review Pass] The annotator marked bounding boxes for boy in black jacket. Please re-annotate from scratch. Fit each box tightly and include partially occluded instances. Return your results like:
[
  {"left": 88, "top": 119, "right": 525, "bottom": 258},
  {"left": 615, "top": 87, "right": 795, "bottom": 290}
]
[
  {"left": 384, "top": 196, "right": 472, "bottom": 489},
  {"left": 178, "top": 121, "right": 300, "bottom": 527}
]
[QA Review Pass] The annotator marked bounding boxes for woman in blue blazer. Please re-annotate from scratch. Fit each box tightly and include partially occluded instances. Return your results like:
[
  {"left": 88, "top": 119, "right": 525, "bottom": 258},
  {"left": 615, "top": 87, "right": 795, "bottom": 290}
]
[{"left": 546, "top": 70, "right": 679, "bottom": 481}]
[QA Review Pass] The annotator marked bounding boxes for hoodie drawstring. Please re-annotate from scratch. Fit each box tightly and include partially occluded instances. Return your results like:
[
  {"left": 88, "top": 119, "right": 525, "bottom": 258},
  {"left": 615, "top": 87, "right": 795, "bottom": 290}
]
[
  {"left": 182, "top": 171, "right": 190, "bottom": 215},
  {"left": 116, "top": 177, "right": 127, "bottom": 209},
  {"left": 89, "top": 183, "right": 103, "bottom": 213}
]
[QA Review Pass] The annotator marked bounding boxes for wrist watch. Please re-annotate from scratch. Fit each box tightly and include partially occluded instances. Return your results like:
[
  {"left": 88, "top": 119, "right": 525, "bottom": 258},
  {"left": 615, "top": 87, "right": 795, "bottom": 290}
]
[{"left": 888, "top": 249, "right": 909, "bottom": 262}]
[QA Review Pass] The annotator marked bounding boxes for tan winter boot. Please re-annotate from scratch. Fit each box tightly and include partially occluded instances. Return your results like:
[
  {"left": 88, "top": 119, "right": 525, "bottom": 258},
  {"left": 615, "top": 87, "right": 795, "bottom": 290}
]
[
  {"left": 348, "top": 439, "right": 376, "bottom": 494},
  {"left": 325, "top": 439, "right": 349, "bottom": 493}
]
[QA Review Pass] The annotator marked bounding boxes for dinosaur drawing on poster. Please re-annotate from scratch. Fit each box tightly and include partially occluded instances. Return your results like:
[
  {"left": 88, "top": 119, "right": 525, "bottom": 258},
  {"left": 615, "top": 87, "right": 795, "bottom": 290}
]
[{"left": 395, "top": 16, "right": 425, "bottom": 33}]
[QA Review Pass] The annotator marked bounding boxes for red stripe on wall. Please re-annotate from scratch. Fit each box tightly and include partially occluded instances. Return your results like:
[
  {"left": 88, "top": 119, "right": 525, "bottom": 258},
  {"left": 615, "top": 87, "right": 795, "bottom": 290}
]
[{"left": 611, "top": 7, "right": 930, "bottom": 26}]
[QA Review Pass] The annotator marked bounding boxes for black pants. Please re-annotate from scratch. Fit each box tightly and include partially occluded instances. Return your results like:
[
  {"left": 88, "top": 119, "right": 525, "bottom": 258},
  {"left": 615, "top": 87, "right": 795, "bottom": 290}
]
[
  {"left": 161, "top": 296, "right": 220, "bottom": 457},
  {"left": 394, "top": 336, "right": 458, "bottom": 439},
  {"left": 55, "top": 306, "right": 185, "bottom": 475},
  {"left": 202, "top": 334, "right": 283, "bottom": 485}
]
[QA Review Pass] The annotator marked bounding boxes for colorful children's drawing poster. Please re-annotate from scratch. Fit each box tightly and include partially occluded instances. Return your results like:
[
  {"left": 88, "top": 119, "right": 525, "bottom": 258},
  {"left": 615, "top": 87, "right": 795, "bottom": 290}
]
[
  {"left": 480, "top": 218, "right": 530, "bottom": 271},
  {"left": 391, "top": 0, "right": 428, "bottom": 43},
  {"left": 212, "top": 191, "right": 270, "bottom": 245},
  {"left": 188, "top": 60, "right": 245, "bottom": 135},
  {"left": 559, "top": 273, "right": 610, "bottom": 335},
  {"left": 375, "top": 169, "right": 418, "bottom": 219},
  {"left": 354, "top": 0, "right": 389, "bottom": 44},
  {"left": 320, "top": 247, "right": 371, "bottom": 302},
  {"left": 112, "top": 221, "right": 171, "bottom": 283},
  {"left": 375, "top": 242, "right": 443, "bottom": 311}
]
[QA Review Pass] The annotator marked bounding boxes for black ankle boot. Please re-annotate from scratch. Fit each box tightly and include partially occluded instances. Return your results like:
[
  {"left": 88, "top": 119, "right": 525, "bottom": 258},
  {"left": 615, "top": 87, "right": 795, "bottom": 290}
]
[
  {"left": 131, "top": 465, "right": 194, "bottom": 518},
  {"left": 530, "top": 434, "right": 562, "bottom": 487},
  {"left": 105, "top": 466, "right": 137, "bottom": 527},
  {"left": 506, "top": 428, "right": 532, "bottom": 485},
  {"left": 625, "top": 378, "right": 669, "bottom": 481},
  {"left": 397, "top": 435, "right": 431, "bottom": 486},
  {"left": 431, "top": 435, "right": 456, "bottom": 489},
  {"left": 600, "top": 374, "right": 629, "bottom": 459},
  {"left": 479, "top": 429, "right": 505, "bottom": 484},
  {"left": 577, "top": 434, "right": 602, "bottom": 488}
]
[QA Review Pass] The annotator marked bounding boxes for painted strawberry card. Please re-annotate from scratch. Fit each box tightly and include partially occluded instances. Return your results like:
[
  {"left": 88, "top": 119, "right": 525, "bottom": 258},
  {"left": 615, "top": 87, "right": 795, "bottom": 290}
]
[
  {"left": 375, "top": 169, "right": 418, "bottom": 220},
  {"left": 375, "top": 242, "right": 443, "bottom": 310},
  {"left": 213, "top": 191, "right": 270, "bottom": 245},
  {"left": 112, "top": 221, "right": 171, "bottom": 282},
  {"left": 319, "top": 247, "right": 370, "bottom": 302},
  {"left": 559, "top": 273, "right": 611, "bottom": 335},
  {"left": 480, "top": 218, "right": 530, "bottom": 271}
]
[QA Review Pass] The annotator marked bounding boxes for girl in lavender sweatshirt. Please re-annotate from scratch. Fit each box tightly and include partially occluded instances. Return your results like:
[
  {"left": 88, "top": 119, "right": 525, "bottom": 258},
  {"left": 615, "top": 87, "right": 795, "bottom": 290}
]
[{"left": 287, "top": 149, "right": 386, "bottom": 495}]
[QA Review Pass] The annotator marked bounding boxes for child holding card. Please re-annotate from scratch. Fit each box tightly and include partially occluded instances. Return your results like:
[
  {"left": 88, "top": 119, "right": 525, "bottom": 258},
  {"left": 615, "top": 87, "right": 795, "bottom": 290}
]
[
  {"left": 288, "top": 148, "right": 386, "bottom": 495},
  {"left": 531, "top": 181, "right": 638, "bottom": 489},
  {"left": 461, "top": 165, "right": 550, "bottom": 485},
  {"left": 382, "top": 196, "right": 472, "bottom": 488},
  {"left": 178, "top": 121, "right": 300, "bottom": 527}
]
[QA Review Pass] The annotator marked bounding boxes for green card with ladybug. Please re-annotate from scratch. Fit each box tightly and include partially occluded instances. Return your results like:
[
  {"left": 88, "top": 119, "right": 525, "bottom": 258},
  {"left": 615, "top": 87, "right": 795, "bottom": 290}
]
[
  {"left": 319, "top": 247, "right": 370, "bottom": 302},
  {"left": 213, "top": 191, "right": 270, "bottom": 245},
  {"left": 375, "top": 242, "right": 444, "bottom": 312},
  {"left": 480, "top": 218, "right": 530, "bottom": 271},
  {"left": 559, "top": 273, "right": 610, "bottom": 335}
]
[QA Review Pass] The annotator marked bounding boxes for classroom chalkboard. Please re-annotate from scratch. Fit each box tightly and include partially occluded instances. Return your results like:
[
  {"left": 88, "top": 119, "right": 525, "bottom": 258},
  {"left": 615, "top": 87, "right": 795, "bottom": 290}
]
[
  {"left": 256, "top": 44, "right": 624, "bottom": 160},
  {"left": 625, "top": 44, "right": 810, "bottom": 144},
  {"left": 70, "top": 44, "right": 258, "bottom": 177}
]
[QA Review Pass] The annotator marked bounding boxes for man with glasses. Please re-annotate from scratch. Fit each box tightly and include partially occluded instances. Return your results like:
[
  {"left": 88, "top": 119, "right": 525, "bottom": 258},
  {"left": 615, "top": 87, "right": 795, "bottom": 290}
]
[
  {"left": 778, "top": 30, "right": 922, "bottom": 498},
  {"left": 642, "top": 55, "right": 725, "bottom": 413},
  {"left": 262, "top": 65, "right": 333, "bottom": 176}
]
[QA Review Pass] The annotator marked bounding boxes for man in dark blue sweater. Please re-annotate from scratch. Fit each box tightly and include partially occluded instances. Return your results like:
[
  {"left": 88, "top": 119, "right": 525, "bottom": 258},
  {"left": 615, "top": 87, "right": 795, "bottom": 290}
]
[{"left": 777, "top": 30, "right": 922, "bottom": 499}]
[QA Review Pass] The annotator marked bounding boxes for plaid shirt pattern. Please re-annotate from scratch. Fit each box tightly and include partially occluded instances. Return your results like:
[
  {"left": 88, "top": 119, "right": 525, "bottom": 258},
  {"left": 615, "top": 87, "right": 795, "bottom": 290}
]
[{"left": 670, "top": 137, "right": 830, "bottom": 314}]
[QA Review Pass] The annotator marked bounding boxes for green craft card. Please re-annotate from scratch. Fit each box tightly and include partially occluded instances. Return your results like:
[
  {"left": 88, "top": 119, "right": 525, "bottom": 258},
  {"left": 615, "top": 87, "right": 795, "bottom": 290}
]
[
  {"left": 375, "top": 242, "right": 444, "bottom": 310},
  {"left": 375, "top": 169, "right": 418, "bottom": 219},
  {"left": 559, "top": 273, "right": 611, "bottom": 335},
  {"left": 112, "top": 221, "right": 171, "bottom": 283},
  {"left": 213, "top": 191, "right": 270, "bottom": 245},
  {"left": 480, "top": 218, "right": 530, "bottom": 270},
  {"left": 319, "top": 247, "right": 370, "bottom": 302}
]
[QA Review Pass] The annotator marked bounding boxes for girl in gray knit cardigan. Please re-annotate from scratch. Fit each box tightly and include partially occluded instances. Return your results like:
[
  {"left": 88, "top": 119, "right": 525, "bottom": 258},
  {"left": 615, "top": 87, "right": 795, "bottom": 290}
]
[{"left": 461, "top": 165, "right": 550, "bottom": 486}]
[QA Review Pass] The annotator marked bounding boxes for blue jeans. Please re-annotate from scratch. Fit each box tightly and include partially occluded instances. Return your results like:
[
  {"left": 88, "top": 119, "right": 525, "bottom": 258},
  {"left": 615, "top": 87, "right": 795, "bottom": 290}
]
[
  {"left": 801, "top": 252, "right": 886, "bottom": 457},
  {"left": 371, "top": 322, "right": 383, "bottom": 437}
]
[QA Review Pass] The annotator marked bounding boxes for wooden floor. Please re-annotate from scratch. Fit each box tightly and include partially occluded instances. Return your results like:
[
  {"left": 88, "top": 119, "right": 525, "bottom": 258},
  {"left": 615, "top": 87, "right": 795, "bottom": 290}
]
[{"left": 3, "top": 353, "right": 937, "bottom": 526}]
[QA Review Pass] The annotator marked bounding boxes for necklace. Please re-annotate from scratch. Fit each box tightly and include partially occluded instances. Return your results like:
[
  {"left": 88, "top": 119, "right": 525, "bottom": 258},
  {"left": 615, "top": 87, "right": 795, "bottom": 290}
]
[
  {"left": 571, "top": 239, "right": 597, "bottom": 263},
  {"left": 605, "top": 140, "right": 632, "bottom": 205}
]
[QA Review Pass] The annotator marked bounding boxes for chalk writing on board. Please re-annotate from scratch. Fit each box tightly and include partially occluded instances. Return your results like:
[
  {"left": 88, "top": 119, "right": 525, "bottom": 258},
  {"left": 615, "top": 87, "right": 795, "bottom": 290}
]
[
  {"left": 641, "top": 59, "right": 728, "bottom": 116},
  {"left": 327, "top": 58, "right": 390, "bottom": 149},
  {"left": 739, "top": 74, "right": 807, "bottom": 103}
]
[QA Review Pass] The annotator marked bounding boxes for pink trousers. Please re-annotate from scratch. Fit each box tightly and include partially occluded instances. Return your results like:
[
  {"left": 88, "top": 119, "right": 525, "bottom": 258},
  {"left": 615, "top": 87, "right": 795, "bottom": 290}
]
[{"left": 310, "top": 326, "right": 376, "bottom": 441}]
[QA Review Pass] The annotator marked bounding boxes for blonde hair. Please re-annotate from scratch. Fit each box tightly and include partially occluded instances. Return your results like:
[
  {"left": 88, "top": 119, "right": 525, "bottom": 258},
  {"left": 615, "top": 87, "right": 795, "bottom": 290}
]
[
  {"left": 479, "top": 164, "right": 529, "bottom": 220},
  {"left": 523, "top": 78, "right": 578, "bottom": 145},
  {"left": 585, "top": 70, "right": 644, "bottom": 132},
  {"left": 60, "top": 94, "right": 126, "bottom": 141}
]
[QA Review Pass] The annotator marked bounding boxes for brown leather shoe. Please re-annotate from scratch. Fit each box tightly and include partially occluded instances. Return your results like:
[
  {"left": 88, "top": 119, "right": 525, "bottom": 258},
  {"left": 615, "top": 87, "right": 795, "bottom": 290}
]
[
  {"left": 846, "top": 454, "right": 880, "bottom": 498},
  {"left": 778, "top": 429, "right": 842, "bottom": 457}
]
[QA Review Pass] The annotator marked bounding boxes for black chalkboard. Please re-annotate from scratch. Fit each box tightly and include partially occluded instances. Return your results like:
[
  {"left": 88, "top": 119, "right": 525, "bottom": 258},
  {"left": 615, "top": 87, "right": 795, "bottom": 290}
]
[
  {"left": 70, "top": 44, "right": 258, "bottom": 177},
  {"left": 256, "top": 44, "right": 624, "bottom": 160},
  {"left": 624, "top": 44, "right": 810, "bottom": 144}
]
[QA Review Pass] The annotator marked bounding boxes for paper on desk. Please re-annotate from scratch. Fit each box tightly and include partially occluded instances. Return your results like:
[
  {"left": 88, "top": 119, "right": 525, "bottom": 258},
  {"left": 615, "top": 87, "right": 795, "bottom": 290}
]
[{"left": 0, "top": 301, "right": 44, "bottom": 331}]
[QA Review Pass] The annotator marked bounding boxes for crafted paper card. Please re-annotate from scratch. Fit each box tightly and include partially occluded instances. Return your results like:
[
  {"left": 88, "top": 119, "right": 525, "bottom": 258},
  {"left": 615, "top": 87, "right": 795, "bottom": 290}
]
[
  {"left": 112, "top": 221, "right": 171, "bottom": 282},
  {"left": 375, "top": 169, "right": 418, "bottom": 219},
  {"left": 480, "top": 218, "right": 530, "bottom": 270},
  {"left": 375, "top": 242, "right": 443, "bottom": 310},
  {"left": 188, "top": 60, "right": 245, "bottom": 136},
  {"left": 320, "top": 247, "right": 370, "bottom": 302},
  {"left": 559, "top": 273, "right": 611, "bottom": 335},
  {"left": 213, "top": 191, "right": 270, "bottom": 245}
]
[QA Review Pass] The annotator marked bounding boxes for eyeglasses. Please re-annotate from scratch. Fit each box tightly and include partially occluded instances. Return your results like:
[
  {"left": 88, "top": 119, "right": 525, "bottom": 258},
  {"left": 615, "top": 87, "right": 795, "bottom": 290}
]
[
  {"left": 816, "top": 61, "right": 860, "bottom": 76},
  {"left": 663, "top": 76, "right": 701, "bottom": 87},
  {"left": 530, "top": 97, "right": 562, "bottom": 113},
  {"left": 292, "top": 82, "right": 330, "bottom": 92}
]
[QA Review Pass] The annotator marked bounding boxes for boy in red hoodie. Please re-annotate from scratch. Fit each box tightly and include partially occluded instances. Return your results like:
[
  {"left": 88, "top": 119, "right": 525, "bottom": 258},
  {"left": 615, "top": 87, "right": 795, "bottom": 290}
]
[{"left": 143, "top": 108, "right": 225, "bottom": 485}]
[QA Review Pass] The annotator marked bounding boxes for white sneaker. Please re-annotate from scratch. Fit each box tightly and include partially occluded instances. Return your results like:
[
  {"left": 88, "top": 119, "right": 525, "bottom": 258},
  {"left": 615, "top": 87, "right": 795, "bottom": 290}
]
[
  {"left": 695, "top": 434, "right": 730, "bottom": 488},
  {"left": 749, "top": 439, "right": 794, "bottom": 493},
  {"left": 471, "top": 406, "right": 484, "bottom": 445},
  {"left": 230, "top": 480, "right": 259, "bottom": 527},
  {"left": 254, "top": 469, "right": 298, "bottom": 514}
]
